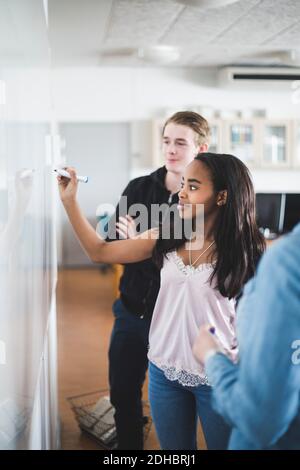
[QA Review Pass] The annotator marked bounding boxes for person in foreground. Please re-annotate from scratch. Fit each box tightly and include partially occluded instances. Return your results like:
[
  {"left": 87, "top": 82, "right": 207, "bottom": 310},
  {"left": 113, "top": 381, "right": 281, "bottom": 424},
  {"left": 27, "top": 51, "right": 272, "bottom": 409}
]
[
  {"left": 106, "top": 111, "right": 210, "bottom": 450},
  {"left": 58, "top": 152, "right": 265, "bottom": 449},
  {"left": 193, "top": 222, "right": 300, "bottom": 450}
]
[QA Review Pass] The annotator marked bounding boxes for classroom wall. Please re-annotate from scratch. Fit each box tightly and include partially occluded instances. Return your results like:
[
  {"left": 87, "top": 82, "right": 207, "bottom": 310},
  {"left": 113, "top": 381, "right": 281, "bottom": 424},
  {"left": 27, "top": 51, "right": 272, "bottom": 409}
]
[
  {"left": 14, "top": 65, "right": 300, "bottom": 195},
  {"left": 52, "top": 66, "right": 300, "bottom": 194},
  {"left": 50, "top": 66, "right": 300, "bottom": 122}
]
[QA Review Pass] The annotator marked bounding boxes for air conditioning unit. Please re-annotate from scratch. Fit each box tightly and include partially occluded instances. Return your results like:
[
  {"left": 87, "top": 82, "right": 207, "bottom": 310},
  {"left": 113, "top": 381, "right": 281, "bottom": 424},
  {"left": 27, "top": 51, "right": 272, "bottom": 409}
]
[{"left": 218, "top": 67, "right": 300, "bottom": 88}]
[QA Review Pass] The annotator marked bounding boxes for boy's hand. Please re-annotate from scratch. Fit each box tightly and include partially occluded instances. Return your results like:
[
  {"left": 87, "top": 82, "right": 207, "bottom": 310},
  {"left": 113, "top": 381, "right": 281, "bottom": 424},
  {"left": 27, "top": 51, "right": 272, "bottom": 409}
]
[{"left": 116, "top": 215, "right": 137, "bottom": 239}]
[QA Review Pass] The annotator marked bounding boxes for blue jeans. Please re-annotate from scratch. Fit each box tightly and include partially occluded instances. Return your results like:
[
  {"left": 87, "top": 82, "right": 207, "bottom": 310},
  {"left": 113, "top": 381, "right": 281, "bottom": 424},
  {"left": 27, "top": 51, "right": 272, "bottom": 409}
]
[
  {"left": 148, "top": 362, "right": 230, "bottom": 450},
  {"left": 108, "top": 299, "right": 152, "bottom": 449}
]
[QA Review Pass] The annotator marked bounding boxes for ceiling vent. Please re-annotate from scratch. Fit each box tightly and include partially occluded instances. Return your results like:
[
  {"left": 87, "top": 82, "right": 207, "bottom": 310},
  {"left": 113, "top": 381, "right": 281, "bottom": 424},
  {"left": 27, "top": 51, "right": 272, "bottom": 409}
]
[{"left": 218, "top": 67, "right": 300, "bottom": 88}]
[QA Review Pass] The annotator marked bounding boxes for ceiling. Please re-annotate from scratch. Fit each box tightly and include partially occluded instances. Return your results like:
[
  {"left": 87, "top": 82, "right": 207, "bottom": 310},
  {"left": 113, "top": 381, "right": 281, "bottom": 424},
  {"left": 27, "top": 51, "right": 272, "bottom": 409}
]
[
  {"left": 48, "top": 0, "right": 300, "bottom": 68},
  {"left": 0, "top": 0, "right": 300, "bottom": 69}
]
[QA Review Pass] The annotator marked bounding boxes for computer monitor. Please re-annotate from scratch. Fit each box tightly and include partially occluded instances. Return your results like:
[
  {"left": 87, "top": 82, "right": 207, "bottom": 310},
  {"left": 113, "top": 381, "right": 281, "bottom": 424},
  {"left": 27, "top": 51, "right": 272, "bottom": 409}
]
[
  {"left": 283, "top": 194, "right": 300, "bottom": 233},
  {"left": 255, "top": 193, "right": 284, "bottom": 235}
]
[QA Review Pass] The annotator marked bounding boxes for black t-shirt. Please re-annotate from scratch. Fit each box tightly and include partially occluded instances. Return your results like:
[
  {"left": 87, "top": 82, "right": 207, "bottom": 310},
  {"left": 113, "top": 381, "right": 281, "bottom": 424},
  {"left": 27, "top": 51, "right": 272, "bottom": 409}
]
[{"left": 106, "top": 166, "right": 178, "bottom": 318}]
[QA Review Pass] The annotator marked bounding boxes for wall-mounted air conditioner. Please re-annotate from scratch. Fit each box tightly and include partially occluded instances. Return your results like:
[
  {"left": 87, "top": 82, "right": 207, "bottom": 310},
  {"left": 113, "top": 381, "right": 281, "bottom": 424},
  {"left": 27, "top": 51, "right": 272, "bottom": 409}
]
[{"left": 218, "top": 67, "right": 300, "bottom": 88}]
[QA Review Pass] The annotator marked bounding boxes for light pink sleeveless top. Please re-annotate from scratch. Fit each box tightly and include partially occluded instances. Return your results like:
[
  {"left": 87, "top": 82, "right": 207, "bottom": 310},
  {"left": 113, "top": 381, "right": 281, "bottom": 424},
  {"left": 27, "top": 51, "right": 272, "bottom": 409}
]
[{"left": 148, "top": 251, "right": 237, "bottom": 386}]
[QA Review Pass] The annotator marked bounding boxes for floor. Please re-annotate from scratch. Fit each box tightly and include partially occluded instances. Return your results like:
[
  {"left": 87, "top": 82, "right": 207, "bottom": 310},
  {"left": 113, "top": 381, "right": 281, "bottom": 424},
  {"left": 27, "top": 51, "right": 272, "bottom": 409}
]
[{"left": 57, "top": 267, "right": 205, "bottom": 450}]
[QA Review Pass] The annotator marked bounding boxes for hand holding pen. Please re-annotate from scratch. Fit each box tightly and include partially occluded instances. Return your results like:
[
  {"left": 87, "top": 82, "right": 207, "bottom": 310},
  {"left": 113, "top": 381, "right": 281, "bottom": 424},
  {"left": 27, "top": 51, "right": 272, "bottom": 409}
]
[
  {"left": 56, "top": 167, "right": 80, "bottom": 206},
  {"left": 192, "top": 324, "right": 222, "bottom": 366}
]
